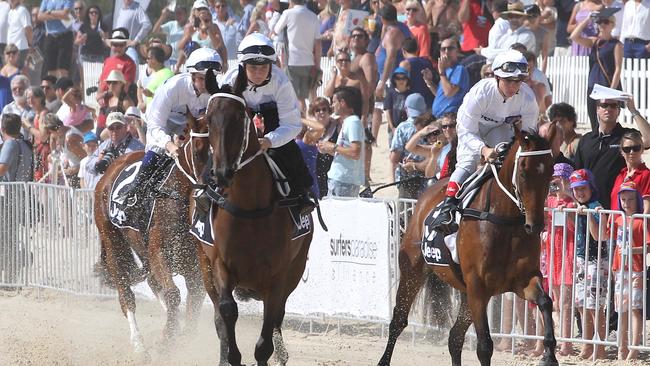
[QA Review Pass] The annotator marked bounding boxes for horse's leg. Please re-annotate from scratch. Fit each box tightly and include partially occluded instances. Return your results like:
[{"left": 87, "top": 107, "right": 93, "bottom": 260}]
[
  {"left": 255, "top": 290, "right": 288, "bottom": 366},
  {"left": 198, "top": 247, "right": 229, "bottom": 366},
  {"left": 147, "top": 234, "right": 181, "bottom": 343},
  {"left": 212, "top": 257, "right": 242, "bottom": 366},
  {"left": 378, "top": 255, "right": 426, "bottom": 366},
  {"left": 146, "top": 274, "right": 167, "bottom": 313},
  {"left": 182, "top": 250, "right": 206, "bottom": 335},
  {"left": 466, "top": 279, "right": 493, "bottom": 366},
  {"left": 272, "top": 327, "right": 289, "bottom": 366},
  {"left": 522, "top": 276, "right": 559, "bottom": 366},
  {"left": 448, "top": 293, "right": 472, "bottom": 366}
]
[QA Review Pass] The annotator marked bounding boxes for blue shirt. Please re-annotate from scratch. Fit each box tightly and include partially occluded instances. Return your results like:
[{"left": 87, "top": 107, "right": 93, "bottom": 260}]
[
  {"left": 575, "top": 200, "right": 608, "bottom": 261},
  {"left": 432, "top": 63, "right": 470, "bottom": 118},
  {"left": 39, "top": 0, "right": 73, "bottom": 35},
  {"left": 328, "top": 115, "right": 365, "bottom": 185},
  {"left": 389, "top": 118, "right": 425, "bottom": 181},
  {"left": 236, "top": 4, "right": 255, "bottom": 44}
]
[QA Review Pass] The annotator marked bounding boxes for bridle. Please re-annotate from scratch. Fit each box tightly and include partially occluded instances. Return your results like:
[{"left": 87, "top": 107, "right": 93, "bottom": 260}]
[
  {"left": 490, "top": 142, "right": 552, "bottom": 214},
  {"left": 206, "top": 92, "right": 262, "bottom": 172},
  {"left": 174, "top": 117, "right": 210, "bottom": 185}
]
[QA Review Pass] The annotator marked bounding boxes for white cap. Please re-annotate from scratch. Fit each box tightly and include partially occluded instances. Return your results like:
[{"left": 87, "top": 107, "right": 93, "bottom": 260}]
[
  {"left": 492, "top": 50, "right": 529, "bottom": 79},
  {"left": 185, "top": 47, "right": 222, "bottom": 74},
  {"left": 106, "top": 69, "right": 126, "bottom": 84},
  {"left": 237, "top": 33, "right": 277, "bottom": 64},
  {"left": 106, "top": 112, "right": 126, "bottom": 128},
  {"left": 125, "top": 106, "right": 141, "bottom": 119},
  {"left": 192, "top": 0, "right": 210, "bottom": 10}
]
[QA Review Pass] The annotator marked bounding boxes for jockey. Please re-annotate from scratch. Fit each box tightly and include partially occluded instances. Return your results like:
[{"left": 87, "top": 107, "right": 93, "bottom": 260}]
[
  {"left": 431, "top": 50, "right": 539, "bottom": 233},
  {"left": 118, "top": 47, "right": 223, "bottom": 206},
  {"left": 219, "top": 33, "right": 316, "bottom": 213}
]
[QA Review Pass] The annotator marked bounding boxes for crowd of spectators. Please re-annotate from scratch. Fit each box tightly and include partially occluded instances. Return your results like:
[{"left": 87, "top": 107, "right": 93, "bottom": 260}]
[{"left": 1, "top": 0, "right": 650, "bottom": 357}]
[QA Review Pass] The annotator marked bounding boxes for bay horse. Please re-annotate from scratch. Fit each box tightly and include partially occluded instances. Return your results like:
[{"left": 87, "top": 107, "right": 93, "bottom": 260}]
[
  {"left": 378, "top": 124, "right": 559, "bottom": 366},
  {"left": 93, "top": 112, "right": 210, "bottom": 356},
  {"left": 194, "top": 71, "right": 313, "bottom": 366}
]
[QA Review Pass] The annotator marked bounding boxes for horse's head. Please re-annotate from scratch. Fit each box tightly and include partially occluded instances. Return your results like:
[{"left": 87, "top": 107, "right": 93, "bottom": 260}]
[
  {"left": 505, "top": 123, "right": 556, "bottom": 235},
  {"left": 204, "top": 67, "right": 257, "bottom": 187},
  {"left": 177, "top": 108, "right": 212, "bottom": 185}
]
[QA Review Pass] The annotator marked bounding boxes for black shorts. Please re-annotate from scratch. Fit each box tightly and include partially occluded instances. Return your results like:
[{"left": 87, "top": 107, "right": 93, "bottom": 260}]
[{"left": 44, "top": 31, "right": 73, "bottom": 72}]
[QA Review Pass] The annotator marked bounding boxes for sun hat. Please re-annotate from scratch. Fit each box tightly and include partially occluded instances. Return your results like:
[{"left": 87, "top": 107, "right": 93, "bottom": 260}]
[
  {"left": 106, "top": 112, "right": 126, "bottom": 129},
  {"left": 106, "top": 69, "right": 126, "bottom": 84},
  {"left": 552, "top": 163, "right": 573, "bottom": 180},
  {"left": 83, "top": 131, "right": 99, "bottom": 144},
  {"left": 405, "top": 93, "right": 426, "bottom": 118},
  {"left": 618, "top": 181, "right": 643, "bottom": 213},
  {"left": 192, "top": 0, "right": 210, "bottom": 10},
  {"left": 501, "top": 1, "right": 528, "bottom": 18},
  {"left": 125, "top": 106, "right": 141, "bottom": 119},
  {"left": 108, "top": 28, "right": 129, "bottom": 43},
  {"left": 569, "top": 169, "right": 595, "bottom": 189}
]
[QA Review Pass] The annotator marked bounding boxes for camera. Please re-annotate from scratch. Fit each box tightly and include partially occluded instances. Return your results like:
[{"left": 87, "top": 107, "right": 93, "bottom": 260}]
[
  {"left": 95, "top": 147, "right": 119, "bottom": 174},
  {"left": 549, "top": 182, "right": 560, "bottom": 193}
]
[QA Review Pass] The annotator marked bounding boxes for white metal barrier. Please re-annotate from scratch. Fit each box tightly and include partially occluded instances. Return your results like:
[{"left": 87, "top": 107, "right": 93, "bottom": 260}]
[{"left": 1, "top": 182, "right": 649, "bottom": 358}]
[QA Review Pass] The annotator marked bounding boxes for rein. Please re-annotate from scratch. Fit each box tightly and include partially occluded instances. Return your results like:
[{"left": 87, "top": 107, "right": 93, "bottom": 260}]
[{"left": 174, "top": 130, "right": 209, "bottom": 185}]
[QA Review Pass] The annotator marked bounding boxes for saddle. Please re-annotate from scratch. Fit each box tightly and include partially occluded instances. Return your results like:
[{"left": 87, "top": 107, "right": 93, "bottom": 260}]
[{"left": 109, "top": 156, "right": 176, "bottom": 233}]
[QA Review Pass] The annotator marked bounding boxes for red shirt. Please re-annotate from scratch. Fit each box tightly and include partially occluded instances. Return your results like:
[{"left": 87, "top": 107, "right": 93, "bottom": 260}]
[
  {"left": 611, "top": 216, "right": 650, "bottom": 272},
  {"left": 610, "top": 163, "right": 650, "bottom": 211},
  {"left": 460, "top": 0, "right": 491, "bottom": 52},
  {"left": 408, "top": 23, "right": 431, "bottom": 61},
  {"left": 98, "top": 55, "right": 137, "bottom": 92}
]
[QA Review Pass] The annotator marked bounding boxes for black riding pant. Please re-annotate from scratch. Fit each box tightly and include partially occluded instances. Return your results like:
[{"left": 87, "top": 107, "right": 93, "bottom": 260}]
[{"left": 267, "top": 140, "right": 313, "bottom": 195}]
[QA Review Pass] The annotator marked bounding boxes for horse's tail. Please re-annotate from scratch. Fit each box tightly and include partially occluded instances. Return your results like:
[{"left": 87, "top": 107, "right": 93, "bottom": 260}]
[
  {"left": 94, "top": 242, "right": 115, "bottom": 288},
  {"left": 234, "top": 287, "right": 261, "bottom": 302},
  {"left": 94, "top": 234, "right": 148, "bottom": 289}
]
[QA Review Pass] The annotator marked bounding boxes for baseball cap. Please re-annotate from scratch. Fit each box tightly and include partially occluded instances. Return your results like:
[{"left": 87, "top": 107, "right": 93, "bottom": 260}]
[
  {"left": 83, "top": 131, "right": 99, "bottom": 144},
  {"left": 192, "top": 0, "right": 210, "bottom": 10},
  {"left": 552, "top": 163, "right": 573, "bottom": 180},
  {"left": 618, "top": 181, "right": 643, "bottom": 213},
  {"left": 405, "top": 93, "right": 426, "bottom": 118},
  {"left": 590, "top": 7, "right": 620, "bottom": 20},
  {"left": 125, "top": 106, "right": 141, "bottom": 119},
  {"left": 569, "top": 168, "right": 594, "bottom": 189},
  {"left": 106, "top": 112, "right": 126, "bottom": 128}
]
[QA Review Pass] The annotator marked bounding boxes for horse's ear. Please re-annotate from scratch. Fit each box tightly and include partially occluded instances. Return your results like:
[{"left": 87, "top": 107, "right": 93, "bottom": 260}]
[
  {"left": 186, "top": 106, "right": 197, "bottom": 131},
  {"left": 205, "top": 68, "right": 220, "bottom": 95},
  {"left": 233, "top": 64, "right": 248, "bottom": 97},
  {"left": 546, "top": 120, "right": 558, "bottom": 145}
]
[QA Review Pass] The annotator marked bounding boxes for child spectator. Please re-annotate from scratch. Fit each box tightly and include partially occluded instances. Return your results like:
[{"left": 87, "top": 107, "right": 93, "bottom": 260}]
[
  {"left": 544, "top": 162, "right": 576, "bottom": 356},
  {"left": 77, "top": 131, "right": 99, "bottom": 189},
  {"left": 610, "top": 181, "right": 649, "bottom": 360},
  {"left": 383, "top": 67, "right": 412, "bottom": 144},
  {"left": 61, "top": 87, "right": 88, "bottom": 128},
  {"left": 571, "top": 168, "right": 608, "bottom": 360}
]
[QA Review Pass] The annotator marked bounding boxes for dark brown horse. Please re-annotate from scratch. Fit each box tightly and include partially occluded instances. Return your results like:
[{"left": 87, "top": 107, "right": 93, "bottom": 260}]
[
  {"left": 94, "top": 113, "right": 210, "bottom": 356},
  {"left": 378, "top": 124, "right": 559, "bottom": 366},
  {"left": 194, "top": 73, "right": 313, "bottom": 365}
]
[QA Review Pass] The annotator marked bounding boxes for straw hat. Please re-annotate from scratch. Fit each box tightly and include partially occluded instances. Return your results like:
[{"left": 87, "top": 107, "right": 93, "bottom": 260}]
[
  {"left": 106, "top": 70, "right": 126, "bottom": 84},
  {"left": 501, "top": 1, "right": 528, "bottom": 18}
]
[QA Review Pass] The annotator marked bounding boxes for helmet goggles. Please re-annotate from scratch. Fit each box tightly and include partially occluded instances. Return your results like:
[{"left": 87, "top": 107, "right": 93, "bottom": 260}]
[
  {"left": 191, "top": 60, "right": 222, "bottom": 73},
  {"left": 497, "top": 62, "right": 529, "bottom": 74}
]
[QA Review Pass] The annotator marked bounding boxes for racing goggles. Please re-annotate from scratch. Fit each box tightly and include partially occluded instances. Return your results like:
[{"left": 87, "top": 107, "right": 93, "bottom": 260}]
[
  {"left": 496, "top": 62, "right": 529, "bottom": 74},
  {"left": 190, "top": 60, "right": 222, "bottom": 73}
]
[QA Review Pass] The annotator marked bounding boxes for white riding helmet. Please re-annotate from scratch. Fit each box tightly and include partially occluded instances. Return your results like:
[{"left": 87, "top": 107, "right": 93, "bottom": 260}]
[
  {"left": 492, "top": 50, "right": 529, "bottom": 79},
  {"left": 237, "top": 33, "right": 277, "bottom": 65},
  {"left": 185, "top": 47, "right": 223, "bottom": 74}
]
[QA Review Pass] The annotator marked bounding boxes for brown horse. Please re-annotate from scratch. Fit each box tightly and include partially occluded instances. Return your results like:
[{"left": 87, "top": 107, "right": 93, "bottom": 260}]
[
  {"left": 193, "top": 74, "right": 313, "bottom": 365},
  {"left": 93, "top": 113, "right": 210, "bottom": 356},
  {"left": 378, "top": 124, "right": 559, "bottom": 366}
]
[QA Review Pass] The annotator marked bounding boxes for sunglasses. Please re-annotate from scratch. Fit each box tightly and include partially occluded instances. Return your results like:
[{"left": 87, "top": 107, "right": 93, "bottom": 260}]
[
  {"left": 406, "top": 8, "right": 418, "bottom": 12},
  {"left": 598, "top": 102, "right": 620, "bottom": 109},
  {"left": 426, "top": 129, "right": 442, "bottom": 137},
  {"left": 622, "top": 145, "right": 642, "bottom": 153},
  {"left": 108, "top": 124, "right": 125, "bottom": 131},
  {"left": 74, "top": 7, "right": 83, "bottom": 11},
  {"left": 394, "top": 76, "right": 408, "bottom": 81},
  {"left": 440, "top": 46, "right": 457, "bottom": 52},
  {"left": 89, "top": 10, "right": 99, "bottom": 15},
  {"left": 441, "top": 123, "right": 456, "bottom": 129},
  {"left": 497, "top": 62, "right": 529, "bottom": 73},
  {"left": 314, "top": 107, "right": 329, "bottom": 113},
  {"left": 351, "top": 33, "right": 367, "bottom": 39},
  {"left": 337, "top": 58, "right": 351, "bottom": 64}
]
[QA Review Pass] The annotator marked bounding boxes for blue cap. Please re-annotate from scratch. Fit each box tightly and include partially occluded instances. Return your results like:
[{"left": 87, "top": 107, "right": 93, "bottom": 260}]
[
  {"left": 405, "top": 93, "right": 426, "bottom": 118},
  {"left": 392, "top": 67, "right": 409, "bottom": 78},
  {"left": 83, "top": 132, "right": 99, "bottom": 144}
]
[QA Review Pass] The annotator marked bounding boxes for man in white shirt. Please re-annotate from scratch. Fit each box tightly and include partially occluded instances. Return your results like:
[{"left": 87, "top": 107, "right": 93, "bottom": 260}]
[
  {"left": 272, "top": 0, "right": 321, "bottom": 113},
  {"left": 7, "top": 0, "right": 32, "bottom": 69},
  {"left": 479, "top": 1, "right": 535, "bottom": 62},
  {"left": 488, "top": 0, "right": 510, "bottom": 48},
  {"left": 113, "top": 0, "right": 152, "bottom": 65},
  {"left": 620, "top": 0, "right": 650, "bottom": 58}
]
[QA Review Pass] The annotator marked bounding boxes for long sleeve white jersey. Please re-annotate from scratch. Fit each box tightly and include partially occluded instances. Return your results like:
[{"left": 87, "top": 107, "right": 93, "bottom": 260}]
[
  {"left": 145, "top": 73, "right": 211, "bottom": 152},
  {"left": 219, "top": 64, "right": 302, "bottom": 148}
]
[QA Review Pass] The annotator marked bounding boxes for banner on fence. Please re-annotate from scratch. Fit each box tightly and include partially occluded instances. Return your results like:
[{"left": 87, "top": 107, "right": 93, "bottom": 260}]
[{"left": 286, "top": 199, "right": 391, "bottom": 320}]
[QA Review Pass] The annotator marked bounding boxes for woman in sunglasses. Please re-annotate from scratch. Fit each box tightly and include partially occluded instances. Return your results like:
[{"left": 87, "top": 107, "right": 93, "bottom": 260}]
[
  {"left": 430, "top": 49, "right": 539, "bottom": 233},
  {"left": 324, "top": 50, "right": 369, "bottom": 128},
  {"left": 570, "top": 8, "right": 622, "bottom": 133},
  {"left": 404, "top": 114, "right": 451, "bottom": 180},
  {"left": 609, "top": 130, "right": 650, "bottom": 213}
]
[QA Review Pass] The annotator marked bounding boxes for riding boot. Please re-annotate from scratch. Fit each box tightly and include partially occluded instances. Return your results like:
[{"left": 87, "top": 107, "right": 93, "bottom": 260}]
[{"left": 431, "top": 196, "right": 459, "bottom": 235}]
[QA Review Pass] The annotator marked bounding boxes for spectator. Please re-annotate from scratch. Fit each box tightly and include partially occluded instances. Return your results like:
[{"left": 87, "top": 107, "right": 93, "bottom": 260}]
[
  {"left": 7, "top": 0, "right": 32, "bottom": 70},
  {"left": 61, "top": 87, "right": 88, "bottom": 128},
  {"left": 375, "top": 4, "right": 412, "bottom": 101},
  {"left": 125, "top": 106, "right": 146, "bottom": 145},
  {"left": 539, "top": 120, "right": 574, "bottom": 166},
  {"left": 53, "top": 76, "right": 73, "bottom": 127},
  {"left": 153, "top": 6, "right": 189, "bottom": 66},
  {"left": 574, "top": 94, "right": 650, "bottom": 209},
  {"left": 479, "top": 63, "right": 493, "bottom": 78},
  {"left": 458, "top": 0, "right": 492, "bottom": 54},
  {"left": 525, "top": 4, "right": 551, "bottom": 71},
  {"left": 609, "top": 181, "right": 648, "bottom": 360},
  {"left": 273, "top": 0, "right": 321, "bottom": 113},
  {"left": 548, "top": 102, "right": 581, "bottom": 161},
  {"left": 0, "top": 0, "right": 8, "bottom": 63},
  {"left": 620, "top": 0, "right": 650, "bottom": 59},
  {"left": 610, "top": 130, "right": 650, "bottom": 212},
  {"left": 22, "top": 86, "right": 47, "bottom": 144},
  {"left": 112, "top": 0, "right": 152, "bottom": 65},
  {"left": 384, "top": 67, "right": 412, "bottom": 147},
  {"left": 479, "top": 2, "right": 536, "bottom": 61},
  {"left": 404, "top": 0, "right": 430, "bottom": 60},
  {"left": 318, "top": 86, "right": 364, "bottom": 197},
  {"left": 267, "top": 0, "right": 288, "bottom": 67},
  {"left": 404, "top": 114, "right": 449, "bottom": 179},
  {"left": 523, "top": 50, "right": 552, "bottom": 113},
  {"left": 97, "top": 28, "right": 137, "bottom": 93},
  {"left": 41, "top": 75, "right": 61, "bottom": 113},
  {"left": 538, "top": 0, "right": 558, "bottom": 62},
  {"left": 487, "top": 0, "right": 509, "bottom": 51},
  {"left": 389, "top": 93, "right": 427, "bottom": 198},
  {"left": 399, "top": 37, "right": 435, "bottom": 107},
  {"left": 571, "top": 168, "right": 607, "bottom": 360},
  {"left": 86, "top": 112, "right": 144, "bottom": 181},
  {"left": 236, "top": 0, "right": 256, "bottom": 44},
  {"left": 49, "top": 112, "right": 92, "bottom": 188},
  {"left": 567, "top": 0, "right": 602, "bottom": 56},
  {"left": 212, "top": 0, "right": 238, "bottom": 60},
  {"left": 554, "top": 0, "right": 575, "bottom": 56},
  {"left": 77, "top": 131, "right": 99, "bottom": 189},
  {"left": 317, "top": 0, "right": 336, "bottom": 56},
  {"left": 309, "top": 97, "right": 339, "bottom": 198},
  {"left": 571, "top": 8, "right": 622, "bottom": 132},
  {"left": 425, "top": 0, "right": 462, "bottom": 60},
  {"left": 76, "top": 5, "right": 109, "bottom": 63},
  {"left": 97, "top": 70, "right": 134, "bottom": 134},
  {"left": 246, "top": 1, "right": 270, "bottom": 36},
  {"left": 330, "top": 0, "right": 354, "bottom": 56},
  {"left": 0, "top": 44, "right": 21, "bottom": 111},
  {"left": 602, "top": 0, "right": 623, "bottom": 39},
  {"left": 325, "top": 51, "right": 368, "bottom": 127},
  {"left": 178, "top": 0, "right": 228, "bottom": 68},
  {"left": 427, "top": 37, "right": 469, "bottom": 118},
  {"left": 436, "top": 112, "right": 457, "bottom": 178},
  {"left": 366, "top": 0, "right": 382, "bottom": 54},
  {"left": 33, "top": 113, "right": 55, "bottom": 182},
  {"left": 38, "top": 0, "right": 74, "bottom": 79},
  {"left": 1, "top": 74, "right": 29, "bottom": 120},
  {"left": 543, "top": 162, "right": 576, "bottom": 357},
  {"left": 137, "top": 46, "right": 174, "bottom": 112},
  {"left": 297, "top": 103, "right": 329, "bottom": 197},
  {"left": 29, "top": 6, "right": 46, "bottom": 83}
]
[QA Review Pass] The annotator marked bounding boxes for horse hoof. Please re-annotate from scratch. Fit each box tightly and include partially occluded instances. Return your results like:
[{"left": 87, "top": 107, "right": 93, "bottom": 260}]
[{"left": 538, "top": 357, "right": 559, "bottom": 366}]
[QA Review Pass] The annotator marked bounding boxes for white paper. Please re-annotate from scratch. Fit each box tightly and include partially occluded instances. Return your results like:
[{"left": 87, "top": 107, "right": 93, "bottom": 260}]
[{"left": 589, "top": 83, "right": 631, "bottom": 101}]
